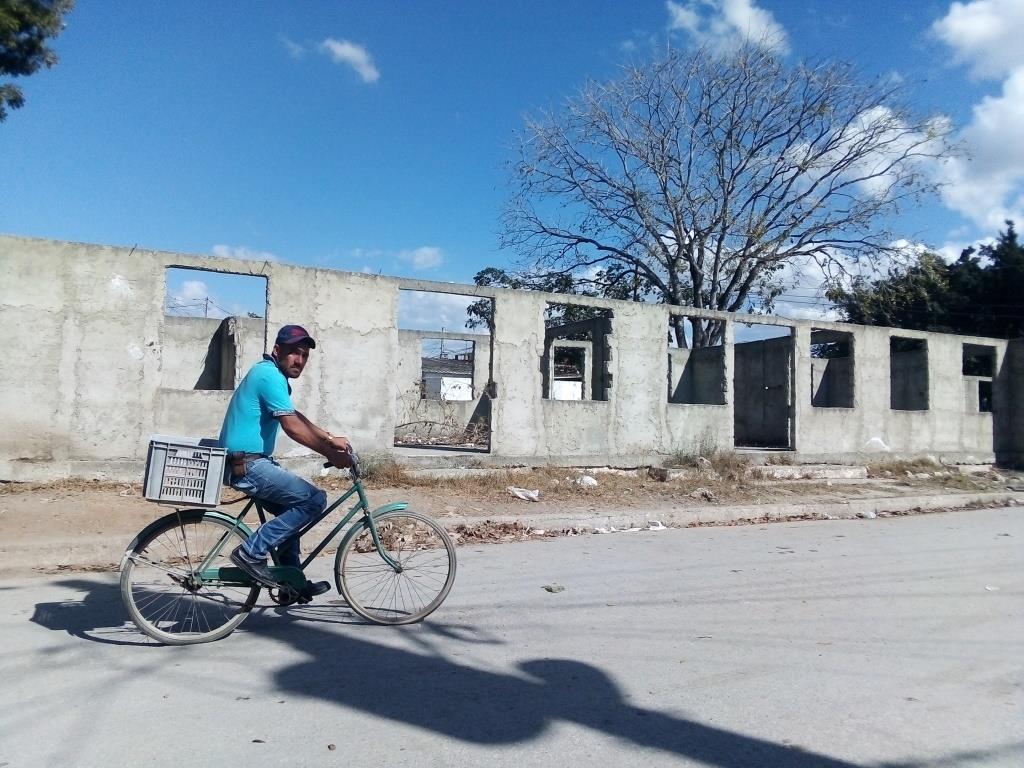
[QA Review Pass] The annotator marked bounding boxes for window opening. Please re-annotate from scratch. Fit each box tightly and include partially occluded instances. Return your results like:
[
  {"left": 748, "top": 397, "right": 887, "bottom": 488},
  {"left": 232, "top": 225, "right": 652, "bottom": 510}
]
[
  {"left": 667, "top": 314, "right": 726, "bottom": 405},
  {"left": 394, "top": 290, "right": 494, "bottom": 451},
  {"left": 162, "top": 267, "right": 267, "bottom": 391},
  {"left": 810, "top": 329, "right": 854, "bottom": 408},
  {"left": 889, "top": 337, "right": 929, "bottom": 411},
  {"left": 541, "top": 303, "right": 613, "bottom": 401},
  {"left": 962, "top": 343, "right": 996, "bottom": 413},
  {"left": 420, "top": 338, "right": 475, "bottom": 401}
]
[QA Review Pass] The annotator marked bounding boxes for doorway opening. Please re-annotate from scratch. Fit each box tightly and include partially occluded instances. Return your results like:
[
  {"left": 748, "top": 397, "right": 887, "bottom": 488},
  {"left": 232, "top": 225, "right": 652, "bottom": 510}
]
[{"left": 733, "top": 323, "right": 794, "bottom": 448}]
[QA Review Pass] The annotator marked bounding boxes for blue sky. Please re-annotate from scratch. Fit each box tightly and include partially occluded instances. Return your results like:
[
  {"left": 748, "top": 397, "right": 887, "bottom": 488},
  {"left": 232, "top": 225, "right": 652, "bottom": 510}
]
[{"left": 3, "top": 0, "right": 1022, "bottom": 326}]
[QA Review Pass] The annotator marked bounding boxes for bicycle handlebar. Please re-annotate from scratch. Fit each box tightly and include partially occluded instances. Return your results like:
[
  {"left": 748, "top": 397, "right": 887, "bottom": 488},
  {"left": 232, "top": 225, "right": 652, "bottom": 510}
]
[{"left": 323, "top": 449, "right": 361, "bottom": 480}]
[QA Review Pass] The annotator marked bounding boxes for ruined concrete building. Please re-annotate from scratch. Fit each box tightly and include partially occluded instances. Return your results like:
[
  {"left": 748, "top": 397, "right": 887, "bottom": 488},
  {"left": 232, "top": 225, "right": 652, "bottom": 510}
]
[{"left": 2, "top": 235, "right": 1022, "bottom": 481}]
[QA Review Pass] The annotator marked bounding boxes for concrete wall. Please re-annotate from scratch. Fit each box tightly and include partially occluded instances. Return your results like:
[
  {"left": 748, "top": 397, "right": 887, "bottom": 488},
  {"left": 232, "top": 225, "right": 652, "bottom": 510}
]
[
  {"left": 810, "top": 357, "right": 853, "bottom": 408},
  {"left": 161, "top": 316, "right": 265, "bottom": 390},
  {"left": 669, "top": 344, "right": 726, "bottom": 405},
  {"left": 0, "top": 235, "right": 1018, "bottom": 480},
  {"left": 995, "top": 339, "right": 1024, "bottom": 467}
]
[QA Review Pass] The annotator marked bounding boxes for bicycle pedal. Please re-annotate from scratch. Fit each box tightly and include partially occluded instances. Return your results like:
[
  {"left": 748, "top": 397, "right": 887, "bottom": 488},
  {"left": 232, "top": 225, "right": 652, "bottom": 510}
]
[{"left": 275, "top": 584, "right": 302, "bottom": 601}]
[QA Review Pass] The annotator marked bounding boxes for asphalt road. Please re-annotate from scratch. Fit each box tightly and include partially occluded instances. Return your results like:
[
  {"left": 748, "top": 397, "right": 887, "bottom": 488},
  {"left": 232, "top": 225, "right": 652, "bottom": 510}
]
[{"left": 2, "top": 507, "right": 1021, "bottom": 768}]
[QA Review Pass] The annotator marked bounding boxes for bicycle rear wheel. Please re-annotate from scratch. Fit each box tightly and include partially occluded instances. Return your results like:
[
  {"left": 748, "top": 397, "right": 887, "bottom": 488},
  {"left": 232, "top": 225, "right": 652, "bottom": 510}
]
[
  {"left": 120, "top": 510, "right": 259, "bottom": 645},
  {"left": 336, "top": 510, "right": 456, "bottom": 625}
]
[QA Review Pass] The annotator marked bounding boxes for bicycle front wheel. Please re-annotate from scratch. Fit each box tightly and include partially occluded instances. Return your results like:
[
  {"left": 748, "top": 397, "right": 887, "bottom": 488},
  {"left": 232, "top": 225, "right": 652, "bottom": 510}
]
[
  {"left": 120, "top": 510, "right": 259, "bottom": 645},
  {"left": 336, "top": 510, "right": 456, "bottom": 625}
]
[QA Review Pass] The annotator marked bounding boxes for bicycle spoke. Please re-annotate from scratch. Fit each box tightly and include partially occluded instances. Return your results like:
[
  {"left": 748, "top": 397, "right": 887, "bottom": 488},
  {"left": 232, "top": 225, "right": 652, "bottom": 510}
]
[
  {"left": 338, "top": 512, "right": 455, "bottom": 624},
  {"left": 122, "top": 513, "right": 258, "bottom": 644}
]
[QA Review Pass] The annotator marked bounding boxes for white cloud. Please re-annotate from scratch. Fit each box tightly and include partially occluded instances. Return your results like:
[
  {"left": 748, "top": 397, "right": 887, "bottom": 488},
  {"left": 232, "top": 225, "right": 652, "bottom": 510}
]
[
  {"left": 666, "top": 0, "right": 789, "bottom": 54},
  {"left": 349, "top": 247, "right": 384, "bottom": 262},
  {"left": 319, "top": 38, "right": 380, "bottom": 83},
  {"left": 398, "top": 246, "right": 444, "bottom": 270},
  {"left": 935, "top": 235, "right": 997, "bottom": 263},
  {"left": 773, "top": 302, "right": 841, "bottom": 322},
  {"left": 931, "top": 1, "right": 1024, "bottom": 231},
  {"left": 939, "top": 68, "right": 1024, "bottom": 229},
  {"left": 211, "top": 244, "right": 280, "bottom": 262},
  {"left": 180, "top": 280, "right": 208, "bottom": 300},
  {"left": 397, "top": 290, "right": 485, "bottom": 333},
  {"left": 282, "top": 37, "right": 306, "bottom": 60},
  {"left": 931, "top": 0, "right": 1024, "bottom": 80},
  {"left": 166, "top": 279, "right": 230, "bottom": 319},
  {"left": 666, "top": 1, "right": 701, "bottom": 34}
]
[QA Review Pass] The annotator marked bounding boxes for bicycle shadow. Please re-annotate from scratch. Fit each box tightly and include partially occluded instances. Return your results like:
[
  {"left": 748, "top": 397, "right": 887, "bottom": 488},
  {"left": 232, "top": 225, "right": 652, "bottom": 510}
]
[
  {"left": 29, "top": 577, "right": 154, "bottom": 646},
  {"left": 268, "top": 615, "right": 861, "bottom": 768},
  {"left": 28, "top": 577, "right": 496, "bottom": 650},
  {"left": 25, "top": 576, "right": 370, "bottom": 645}
]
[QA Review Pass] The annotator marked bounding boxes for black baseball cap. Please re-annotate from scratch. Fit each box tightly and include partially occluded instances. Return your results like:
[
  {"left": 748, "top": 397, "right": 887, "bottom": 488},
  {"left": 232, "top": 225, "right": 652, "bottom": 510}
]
[{"left": 275, "top": 324, "right": 316, "bottom": 349}]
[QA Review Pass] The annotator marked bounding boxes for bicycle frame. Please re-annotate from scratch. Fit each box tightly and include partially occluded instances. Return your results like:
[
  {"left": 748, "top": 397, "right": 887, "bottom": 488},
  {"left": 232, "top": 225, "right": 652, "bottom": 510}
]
[
  {"left": 194, "top": 470, "right": 406, "bottom": 588},
  {"left": 260, "top": 475, "right": 405, "bottom": 572}
]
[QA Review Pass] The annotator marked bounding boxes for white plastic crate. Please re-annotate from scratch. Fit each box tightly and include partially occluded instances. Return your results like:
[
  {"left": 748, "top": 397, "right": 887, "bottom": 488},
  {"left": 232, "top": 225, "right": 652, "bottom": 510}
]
[{"left": 143, "top": 436, "right": 225, "bottom": 507}]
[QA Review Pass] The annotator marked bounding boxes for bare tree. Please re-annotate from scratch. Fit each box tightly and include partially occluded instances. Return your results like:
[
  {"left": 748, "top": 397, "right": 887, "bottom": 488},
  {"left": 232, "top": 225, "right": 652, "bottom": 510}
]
[{"left": 501, "top": 44, "right": 953, "bottom": 347}]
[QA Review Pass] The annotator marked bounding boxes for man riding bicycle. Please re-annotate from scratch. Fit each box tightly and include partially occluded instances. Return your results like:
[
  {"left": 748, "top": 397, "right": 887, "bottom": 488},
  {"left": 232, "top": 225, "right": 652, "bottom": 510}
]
[{"left": 221, "top": 324, "right": 352, "bottom": 599}]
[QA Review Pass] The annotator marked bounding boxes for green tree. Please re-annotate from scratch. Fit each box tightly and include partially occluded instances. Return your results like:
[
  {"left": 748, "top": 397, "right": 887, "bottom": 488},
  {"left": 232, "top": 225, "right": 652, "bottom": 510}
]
[
  {"left": 828, "top": 222, "right": 1024, "bottom": 338},
  {"left": 0, "top": 0, "right": 74, "bottom": 121},
  {"left": 494, "top": 43, "right": 952, "bottom": 347}
]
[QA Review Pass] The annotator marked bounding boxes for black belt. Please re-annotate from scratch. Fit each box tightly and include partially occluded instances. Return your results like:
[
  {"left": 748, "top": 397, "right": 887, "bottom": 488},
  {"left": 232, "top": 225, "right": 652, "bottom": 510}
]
[{"left": 228, "top": 452, "right": 267, "bottom": 477}]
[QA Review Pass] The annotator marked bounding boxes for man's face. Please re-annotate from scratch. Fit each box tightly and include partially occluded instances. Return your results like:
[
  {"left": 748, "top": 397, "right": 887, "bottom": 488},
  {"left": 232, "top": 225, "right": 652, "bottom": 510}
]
[{"left": 273, "top": 342, "right": 312, "bottom": 379}]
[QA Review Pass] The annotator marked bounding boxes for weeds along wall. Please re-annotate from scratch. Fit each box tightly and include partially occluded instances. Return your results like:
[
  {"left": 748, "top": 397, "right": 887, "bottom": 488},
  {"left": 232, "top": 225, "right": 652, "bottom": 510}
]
[{"left": 0, "top": 235, "right": 1019, "bottom": 481}]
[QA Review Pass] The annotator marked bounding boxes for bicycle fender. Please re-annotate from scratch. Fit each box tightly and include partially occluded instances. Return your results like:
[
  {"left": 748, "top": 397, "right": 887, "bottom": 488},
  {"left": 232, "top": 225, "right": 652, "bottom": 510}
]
[
  {"left": 200, "top": 509, "right": 257, "bottom": 537},
  {"left": 369, "top": 501, "right": 409, "bottom": 518},
  {"left": 119, "top": 508, "right": 256, "bottom": 569}
]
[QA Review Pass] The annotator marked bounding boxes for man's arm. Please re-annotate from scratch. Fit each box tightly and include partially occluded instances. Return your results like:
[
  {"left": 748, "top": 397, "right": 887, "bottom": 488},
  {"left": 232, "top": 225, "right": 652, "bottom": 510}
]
[{"left": 278, "top": 412, "right": 352, "bottom": 467}]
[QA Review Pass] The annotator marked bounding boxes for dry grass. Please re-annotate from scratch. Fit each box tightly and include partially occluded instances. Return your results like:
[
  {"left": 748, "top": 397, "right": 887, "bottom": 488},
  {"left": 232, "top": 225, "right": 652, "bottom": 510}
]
[
  {"left": 866, "top": 457, "right": 943, "bottom": 477},
  {"left": 662, "top": 449, "right": 751, "bottom": 481},
  {"left": 0, "top": 478, "right": 141, "bottom": 495},
  {"left": 317, "top": 460, "right": 786, "bottom": 507}
]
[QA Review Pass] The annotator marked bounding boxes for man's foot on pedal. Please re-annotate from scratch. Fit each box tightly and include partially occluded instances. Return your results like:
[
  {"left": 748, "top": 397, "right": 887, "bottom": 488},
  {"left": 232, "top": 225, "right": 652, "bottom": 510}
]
[
  {"left": 304, "top": 580, "right": 331, "bottom": 600},
  {"left": 230, "top": 545, "right": 278, "bottom": 587}
]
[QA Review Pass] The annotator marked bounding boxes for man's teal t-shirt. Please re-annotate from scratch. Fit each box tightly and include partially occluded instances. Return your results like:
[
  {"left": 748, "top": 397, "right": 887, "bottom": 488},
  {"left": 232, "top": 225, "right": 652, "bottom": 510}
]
[{"left": 219, "top": 357, "right": 295, "bottom": 455}]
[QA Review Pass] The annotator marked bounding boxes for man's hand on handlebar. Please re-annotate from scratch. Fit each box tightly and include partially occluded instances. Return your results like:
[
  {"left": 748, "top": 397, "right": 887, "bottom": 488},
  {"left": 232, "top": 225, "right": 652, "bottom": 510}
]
[
  {"left": 327, "top": 434, "right": 351, "bottom": 452},
  {"left": 326, "top": 445, "right": 354, "bottom": 469},
  {"left": 322, "top": 433, "right": 353, "bottom": 468}
]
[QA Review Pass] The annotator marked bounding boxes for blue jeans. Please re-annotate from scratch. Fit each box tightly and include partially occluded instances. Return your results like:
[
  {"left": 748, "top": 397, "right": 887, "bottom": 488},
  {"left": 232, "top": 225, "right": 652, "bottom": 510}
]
[{"left": 229, "top": 457, "right": 327, "bottom": 567}]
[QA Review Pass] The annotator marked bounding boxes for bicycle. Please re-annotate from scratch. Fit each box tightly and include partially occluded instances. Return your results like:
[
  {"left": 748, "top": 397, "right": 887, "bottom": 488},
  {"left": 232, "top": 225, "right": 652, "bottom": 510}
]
[{"left": 119, "top": 454, "right": 457, "bottom": 645}]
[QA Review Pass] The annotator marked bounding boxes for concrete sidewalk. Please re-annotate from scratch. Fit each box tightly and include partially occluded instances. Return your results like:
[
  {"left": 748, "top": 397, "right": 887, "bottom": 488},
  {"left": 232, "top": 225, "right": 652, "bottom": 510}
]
[{"left": 476, "top": 489, "right": 1024, "bottom": 532}]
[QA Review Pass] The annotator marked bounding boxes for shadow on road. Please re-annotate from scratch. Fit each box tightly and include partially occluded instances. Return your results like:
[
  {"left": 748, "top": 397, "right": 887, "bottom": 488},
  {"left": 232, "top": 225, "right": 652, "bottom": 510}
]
[
  {"left": 30, "top": 577, "right": 153, "bottom": 646},
  {"left": 29, "top": 578, "right": 1022, "bottom": 768},
  {"left": 267, "top": 611, "right": 861, "bottom": 768}
]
